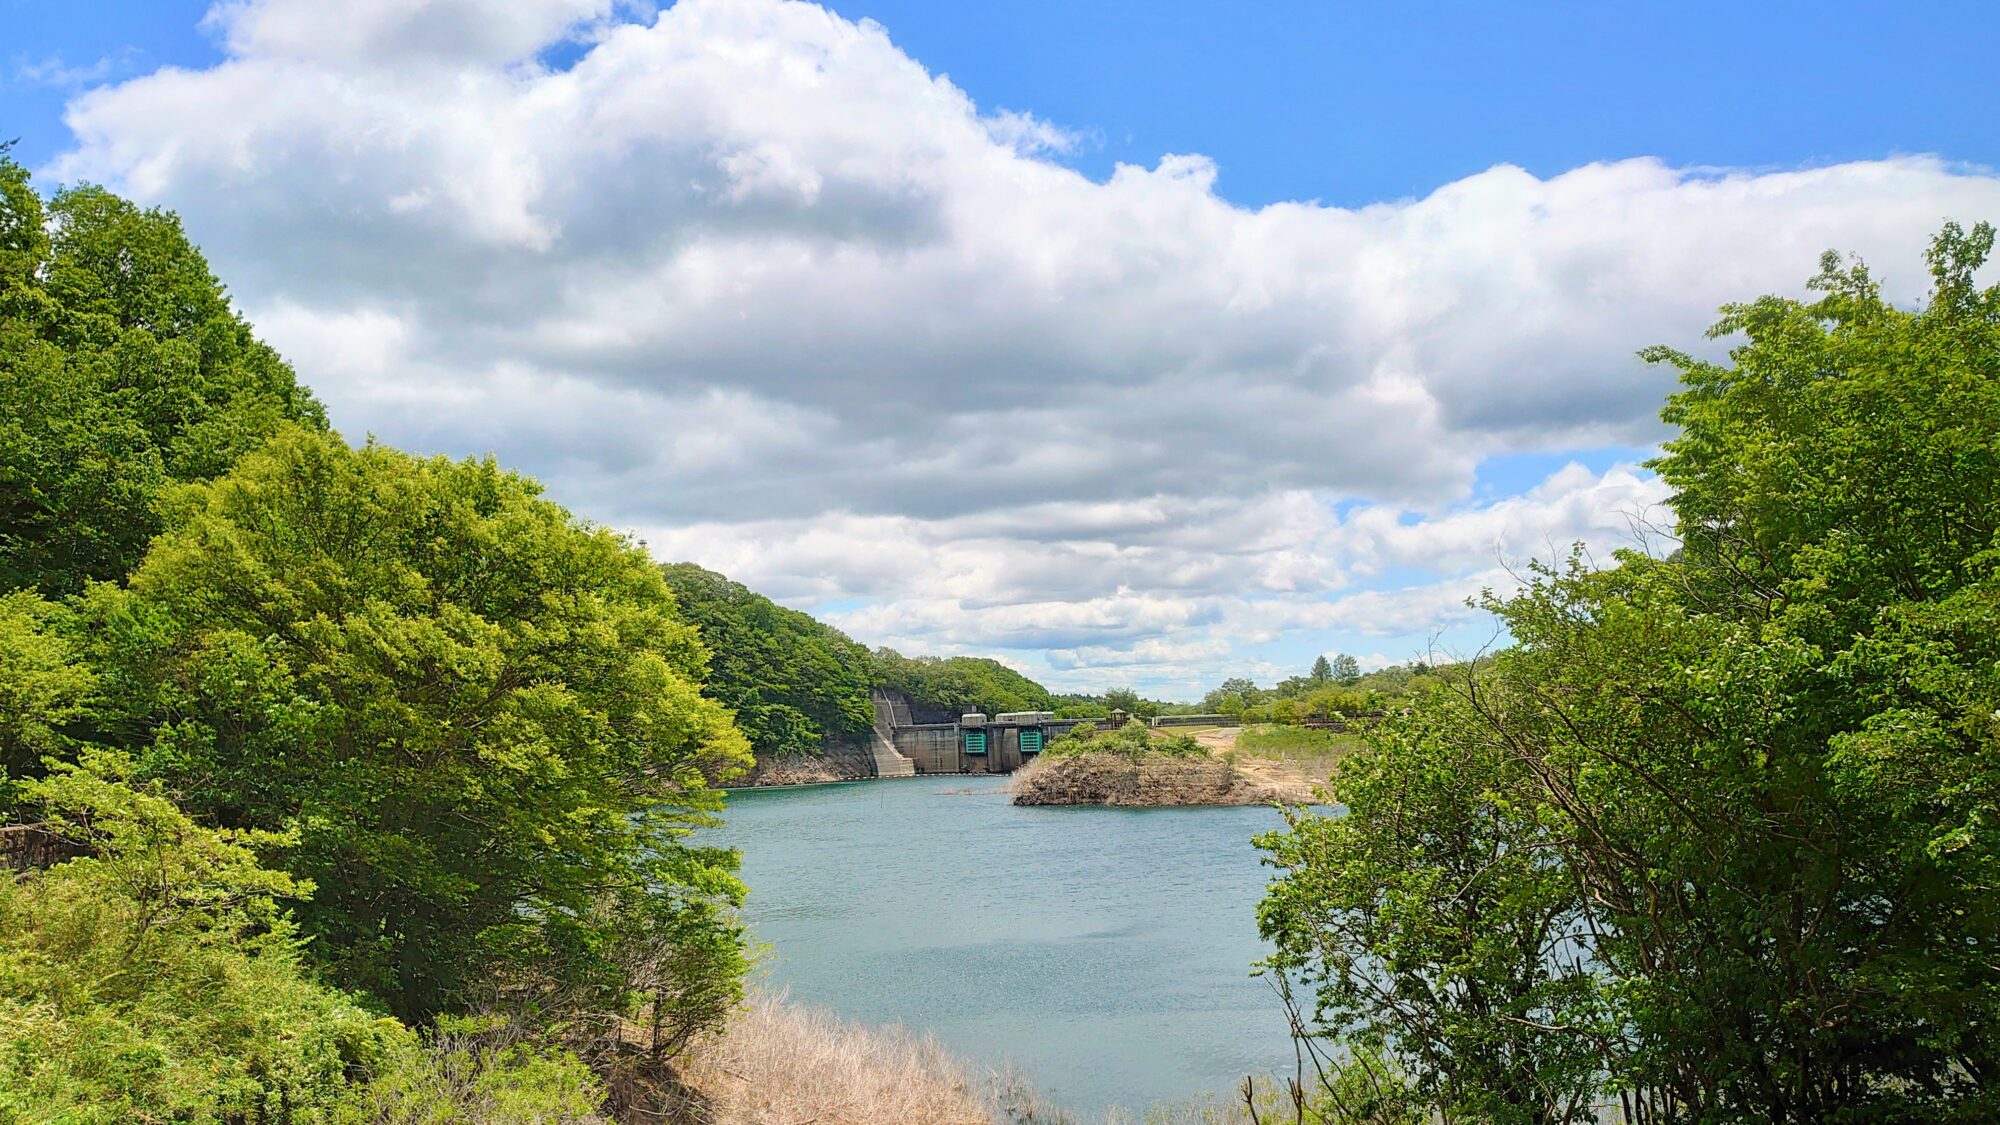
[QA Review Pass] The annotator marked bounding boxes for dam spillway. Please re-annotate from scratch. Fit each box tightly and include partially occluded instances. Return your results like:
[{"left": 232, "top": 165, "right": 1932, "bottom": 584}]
[{"left": 865, "top": 689, "right": 1239, "bottom": 777}]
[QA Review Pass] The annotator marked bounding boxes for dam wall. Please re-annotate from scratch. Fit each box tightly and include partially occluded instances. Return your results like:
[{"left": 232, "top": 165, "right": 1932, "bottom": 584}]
[
  {"left": 867, "top": 689, "right": 919, "bottom": 777},
  {"left": 870, "top": 691, "right": 1267, "bottom": 776},
  {"left": 891, "top": 723, "right": 962, "bottom": 773},
  {"left": 884, "top": 708, "right": 1101, "bottom": 775}
]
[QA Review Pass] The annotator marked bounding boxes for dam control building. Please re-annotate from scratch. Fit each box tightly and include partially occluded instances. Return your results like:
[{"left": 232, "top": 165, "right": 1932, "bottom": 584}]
[{"left": 862, "top": 689, "right": 1236, "bottom": 777}]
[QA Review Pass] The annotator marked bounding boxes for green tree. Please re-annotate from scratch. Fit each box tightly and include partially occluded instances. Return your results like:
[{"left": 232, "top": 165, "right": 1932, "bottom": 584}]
[
  {"left": 1203, "top": 676, "right": 1262, "bottom": 712},
  {"left": 1456, "top": 542, "right": 2000, "bottom": 1121},
  {"left": 661, "top": 563, "right": 876, "bottom": 758},
  {"left": 1102, "top": 686, "right": 1142, "bottom": 714},
  {"left": 1310, "top": 654, "right": 1334, "bottom": 684},
  {"left": 1259, "top": 688, "right": 1608, "bottom": 1125},
  {"left": 84, "top": 429, "right": 752, "bottom": 1022},
  {"left": 0, "top": 590, "right": 94, "bottom": 779},
  {"left": 1648, "top": 221, "right": 2000, "bottom": 639},
  {"left": 0, "top": 158, "right": 325, "bottom": 597},
  {"left": 1331, "top": 653, "right": 1362, "bottom": 685},
  {"left": 1257, "top": 224, "right": 2000, "bottom": 1123}
]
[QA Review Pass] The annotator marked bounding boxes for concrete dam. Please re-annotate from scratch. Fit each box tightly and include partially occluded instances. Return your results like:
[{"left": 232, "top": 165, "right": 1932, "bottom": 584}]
[
  {"left": 863, "top": 689, "right": 1237, "bottom": 778},
  {"left": 866, "top": 688, "right": 1098, "bottom": 777}
]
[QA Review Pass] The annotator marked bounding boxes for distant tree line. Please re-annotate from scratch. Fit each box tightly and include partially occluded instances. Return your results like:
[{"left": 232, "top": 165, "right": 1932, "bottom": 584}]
[
  {"left": 1196, "top": 657, "right": 1443, "bottom": 723},
  {"left": 1047, "top": 655, "right": 1443, "bottom": 725},
  {"left": 866, "top": 648, "right": 1055, "bottom": 719}
]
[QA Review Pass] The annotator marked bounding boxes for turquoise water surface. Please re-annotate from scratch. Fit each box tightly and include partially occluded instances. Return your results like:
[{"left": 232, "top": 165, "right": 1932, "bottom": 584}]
[{"left": 709, "top": 775, "right": 1296, "bottom": 1115}]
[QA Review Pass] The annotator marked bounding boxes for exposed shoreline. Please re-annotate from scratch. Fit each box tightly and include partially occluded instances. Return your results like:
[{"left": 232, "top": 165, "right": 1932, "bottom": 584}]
[
  {"left": 1008, "top": 751, "right": 1297, "bottom": 807},
  {"left": 1008, "top": 726, "right": 1334, "bottom": 807}
]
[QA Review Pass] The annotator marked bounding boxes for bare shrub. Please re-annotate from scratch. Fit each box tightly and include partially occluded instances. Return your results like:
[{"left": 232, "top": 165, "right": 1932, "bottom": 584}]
[{"left": 674, "top": 993, "right": 988, "bottom": 1125}]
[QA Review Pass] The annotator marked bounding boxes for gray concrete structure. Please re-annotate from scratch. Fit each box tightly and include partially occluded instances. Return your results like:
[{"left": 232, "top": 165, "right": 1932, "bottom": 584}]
[
  {"left": 874, "top": 692, "right": 1100, "bottom": 775},
  {"left": 866, "top": 689, "right": 918, "bottom": 777}
]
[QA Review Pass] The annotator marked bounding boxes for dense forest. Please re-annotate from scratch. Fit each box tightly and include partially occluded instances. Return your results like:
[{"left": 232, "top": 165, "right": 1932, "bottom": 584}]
[
  {"left": 0, "top": 152, "right": 749, "bottom": 1116},
  {"left": 658, "top": 563, "right": 878, "bottom": 757},
  {"left": 1259, "top": 223, "right": 2000, "bottom": 1124},
  {"left": 866, "top": 648, "right": 1056, "bottom": 720},
  {"left": 658, "top": 566, "right": 1067, "bottom": 752},
  {"left": 0, "top": 162, "right": 327, "bottom": 598}
]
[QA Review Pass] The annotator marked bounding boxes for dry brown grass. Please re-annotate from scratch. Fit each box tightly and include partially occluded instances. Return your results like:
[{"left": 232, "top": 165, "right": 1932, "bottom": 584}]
[
  {"left": 655, "top": 992, "right": 1304, "bottom": 1125},
  {"left": 674, "top": 993, "right": 989, "bottom": 1125}
]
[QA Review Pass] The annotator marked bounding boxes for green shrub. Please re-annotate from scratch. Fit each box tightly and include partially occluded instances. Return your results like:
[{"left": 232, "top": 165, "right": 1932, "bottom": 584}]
[
  {"left": 1235, "top": 725, "right": 1366, "bottom": 761},
  {"left": 337, "top": 1017, "right": 604, "bottom": 1124},
  {"left": 0, "top": 750, "right": 409, "bottom": 1122},
  {"left": 0, "top": 751, "right": 617, "bottom": 1124},
  {"left": 1043, "top": 721, "right": 1204, "bottom": 759}
]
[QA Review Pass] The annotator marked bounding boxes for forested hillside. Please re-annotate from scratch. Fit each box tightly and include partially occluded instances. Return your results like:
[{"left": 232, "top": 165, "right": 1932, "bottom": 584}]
[
  {"left": 660, "top": 563, "right": 876, "bottom": 756},
  {"left": 867, "top": 648, "right": 1056, "bottom": 720},
  {"left": 660, "top": 566, "right": 1074, "bottom": 757}
]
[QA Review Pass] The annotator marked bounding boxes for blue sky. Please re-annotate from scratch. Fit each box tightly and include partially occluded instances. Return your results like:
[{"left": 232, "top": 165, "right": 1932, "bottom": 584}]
[
  {"left": 836, "top": 0, "right": 2000, "bottom": 206},
  {"left": 10, "top": 0, "right": 1995, "bottom": 205},
  {"left": 7, "top": 0, "right": 1997, "bottom": 696}
]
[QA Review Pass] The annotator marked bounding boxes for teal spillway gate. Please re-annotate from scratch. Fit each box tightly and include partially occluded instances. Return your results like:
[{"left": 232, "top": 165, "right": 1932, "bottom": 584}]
[
  {"left": 965, "top": 729, "right": 987, "bottom": 756},
  {"left": 1020, "top": 729, "right": 1043, "bottom": 754}
]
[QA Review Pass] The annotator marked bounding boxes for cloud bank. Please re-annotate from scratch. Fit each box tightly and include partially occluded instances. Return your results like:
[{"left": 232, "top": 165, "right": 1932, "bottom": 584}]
[{"left": 49, "top": 0, "right": 2000, "bottom": 692}]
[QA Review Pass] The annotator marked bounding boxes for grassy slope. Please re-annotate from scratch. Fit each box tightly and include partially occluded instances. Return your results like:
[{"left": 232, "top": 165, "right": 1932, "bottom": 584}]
[{"left": 1233, "top": 724, "right": 1368, "bottom": 760}]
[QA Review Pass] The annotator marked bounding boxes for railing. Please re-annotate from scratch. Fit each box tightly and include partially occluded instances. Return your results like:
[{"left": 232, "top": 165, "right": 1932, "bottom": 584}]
[{"left": 1146, "top": 714, "right": 1243, "bottom": 728}]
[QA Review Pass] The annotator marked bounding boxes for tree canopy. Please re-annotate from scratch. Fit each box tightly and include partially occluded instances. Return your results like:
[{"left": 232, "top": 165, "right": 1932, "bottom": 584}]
[
  {"left": 0, "top": 154, "right": 325, "bottom": 597},
  {"left": 79, "top": 429, "right": 751, "bottom": 1021},
  {"left": 867, "top": 648, "right": 1055, "bottom": 718},
  {"left": 1258, "top": 223, "right": 2000, "bottom": 1124}
]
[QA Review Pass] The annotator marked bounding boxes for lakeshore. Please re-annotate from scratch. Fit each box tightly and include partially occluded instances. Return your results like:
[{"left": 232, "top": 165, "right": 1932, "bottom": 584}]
[{"left": 708, "top": 774, "right": 1294, "bottom": 1115}]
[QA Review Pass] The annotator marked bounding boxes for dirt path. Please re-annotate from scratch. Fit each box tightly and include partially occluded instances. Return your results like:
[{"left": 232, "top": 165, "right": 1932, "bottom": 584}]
[
  {"left": 1186, "top": 726, "right": 1325, "bottom": 804},
  {"left": 1191, "top": 727, "right": 1240, "bottom": 751}
]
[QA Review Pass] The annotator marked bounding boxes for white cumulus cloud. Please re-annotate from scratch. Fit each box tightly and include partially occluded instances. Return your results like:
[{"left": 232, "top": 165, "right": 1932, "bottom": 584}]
[{"left": 42, "top": 0, "right": 2000, "bottom": 693}]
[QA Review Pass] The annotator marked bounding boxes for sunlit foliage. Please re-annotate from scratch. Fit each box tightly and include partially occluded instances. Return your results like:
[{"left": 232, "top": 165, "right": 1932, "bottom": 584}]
[{"left": 1260, "top": 224, "right": 2000, "bottom": 1124}]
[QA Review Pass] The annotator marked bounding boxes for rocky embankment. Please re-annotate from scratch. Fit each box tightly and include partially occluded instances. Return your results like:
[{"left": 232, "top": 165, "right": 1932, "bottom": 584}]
[
  {"left": 733, "top": 737, "right": 891, "bottom": 786},
  {"left": 740, "top": 754, "right": 867, "bottom": 787},
  {"left": 1009, "top": 750, "right": 1288, "bottom": 807}
]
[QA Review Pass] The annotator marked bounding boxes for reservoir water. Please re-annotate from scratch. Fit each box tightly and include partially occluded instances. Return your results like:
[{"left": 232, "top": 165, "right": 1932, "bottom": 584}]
[{"left": 710, "top": 774, "right": 1296, "bottom": 1116}]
